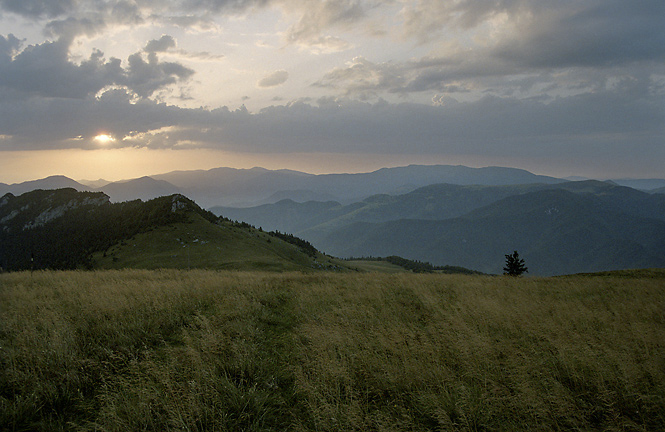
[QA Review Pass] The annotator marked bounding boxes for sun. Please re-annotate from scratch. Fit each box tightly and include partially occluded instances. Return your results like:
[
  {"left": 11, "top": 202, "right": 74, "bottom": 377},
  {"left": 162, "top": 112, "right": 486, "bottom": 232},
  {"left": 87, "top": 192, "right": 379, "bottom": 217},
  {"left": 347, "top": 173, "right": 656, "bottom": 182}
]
[{"left": 94, "top": 134, "right": 115, "bottom": 144}]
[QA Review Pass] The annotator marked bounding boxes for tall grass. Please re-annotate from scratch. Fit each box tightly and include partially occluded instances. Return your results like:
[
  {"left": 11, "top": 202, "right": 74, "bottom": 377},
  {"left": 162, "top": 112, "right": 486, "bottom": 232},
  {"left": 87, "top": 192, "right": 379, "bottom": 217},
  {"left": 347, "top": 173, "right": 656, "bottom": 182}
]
[{"left": 1, "top": 270, "right": 664, "bottom": 430}]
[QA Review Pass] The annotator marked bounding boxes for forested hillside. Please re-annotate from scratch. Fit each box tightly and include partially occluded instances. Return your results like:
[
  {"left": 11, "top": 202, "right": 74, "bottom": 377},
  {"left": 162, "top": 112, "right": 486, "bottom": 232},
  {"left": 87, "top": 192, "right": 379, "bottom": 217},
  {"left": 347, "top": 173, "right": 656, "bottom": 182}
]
[{"left": 0, "top": 189, "right": 324, "bottom": 272}]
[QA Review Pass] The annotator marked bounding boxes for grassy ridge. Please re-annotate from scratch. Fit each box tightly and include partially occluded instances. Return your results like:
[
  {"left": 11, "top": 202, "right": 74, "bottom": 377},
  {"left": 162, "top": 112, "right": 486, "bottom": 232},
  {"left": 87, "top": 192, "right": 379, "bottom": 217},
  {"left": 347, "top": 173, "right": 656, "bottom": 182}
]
[
  {"left": 91, "top": 213, "right": 323, "bottom": 272},
  {"left": 1, "top": 270, "right": 664, "bottom": 430}
]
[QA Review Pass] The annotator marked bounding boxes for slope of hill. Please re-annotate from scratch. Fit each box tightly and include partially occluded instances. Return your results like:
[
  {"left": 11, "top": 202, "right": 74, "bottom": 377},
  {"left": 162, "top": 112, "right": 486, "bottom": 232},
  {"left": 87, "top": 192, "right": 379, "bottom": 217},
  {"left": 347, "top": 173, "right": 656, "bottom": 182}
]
[
  {"left": 610, "top": 178, "right": 665, "bottom": 191},
  {"left": 92, "top": 212, "right": 324, "bottom": 271},
  {"left": 652, "top": 187, "right": 665, "bottom": 194},
  {"left": 0, "top": 189, "right": 334, "bottom": 272},
  {"left": 311, "top": 189, "right": 665, "bottom": 276}
]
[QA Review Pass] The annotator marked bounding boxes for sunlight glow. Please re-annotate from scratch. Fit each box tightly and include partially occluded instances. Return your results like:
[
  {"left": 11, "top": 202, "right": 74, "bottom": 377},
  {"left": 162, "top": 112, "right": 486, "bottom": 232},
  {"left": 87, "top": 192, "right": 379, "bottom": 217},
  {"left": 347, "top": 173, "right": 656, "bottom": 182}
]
[{"left": 94, "top": 134, "right": 115, "bottom": 144}]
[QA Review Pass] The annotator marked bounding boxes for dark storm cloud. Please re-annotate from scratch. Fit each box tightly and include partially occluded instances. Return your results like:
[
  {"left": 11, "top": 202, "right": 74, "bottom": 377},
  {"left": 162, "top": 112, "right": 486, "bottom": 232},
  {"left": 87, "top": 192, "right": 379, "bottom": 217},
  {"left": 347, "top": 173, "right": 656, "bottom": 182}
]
[
  {"left": 0, "top": 0, "right": 268, "bottom": 20},
  {"left": 214, "top": 82, "right": 663, "bottom": 157},
  {"left": 0, "top": 88, "right": 188, "bottom": 148},
  {"left": 0, "top": 0, "right": 374, "bottom": 51},
  {"left": 0, "top": 33, "right": 21, "bottom": 59},
  {"left": 0, "top": 0, "right": 271, "bottom": 43}
]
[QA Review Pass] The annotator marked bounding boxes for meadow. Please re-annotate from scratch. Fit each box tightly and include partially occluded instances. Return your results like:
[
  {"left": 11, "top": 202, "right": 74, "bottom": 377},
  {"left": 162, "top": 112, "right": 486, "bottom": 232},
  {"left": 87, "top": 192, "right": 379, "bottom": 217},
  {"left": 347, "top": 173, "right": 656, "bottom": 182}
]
[{"left": 1, "top": 269, "right": 664, "bottom": 431}]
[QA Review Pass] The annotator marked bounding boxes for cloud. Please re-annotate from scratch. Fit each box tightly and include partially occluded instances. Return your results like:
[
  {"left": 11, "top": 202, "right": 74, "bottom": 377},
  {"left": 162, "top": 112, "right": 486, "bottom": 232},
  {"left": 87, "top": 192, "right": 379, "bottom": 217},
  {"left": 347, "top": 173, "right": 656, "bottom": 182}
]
[
  {"left": 314, "top": 56, "right": 406, "bottom": 97},
  {"left": 490, "top": 1, "right": 665, "bottom": 69},
  {"left": 144, "top": 34, "right": 225, "bottom": 62},
  {"left": 145, "top": 35, "right": 176, "bottom": 53},
  {"left": 313, "top": 0, "right": 665, "bottom": 101},
  {"left": 124, "top": 51, "right": 195, "bottom": 97},
  {"left": 7, "top": 0, "right": 660, "bottom": 66},
  {"left": 1, "top": 74, "right": 662, "bottom": 167},
  {"left": 0, "top": 38, "right": 123, "bottom": 99},
  {"left": 0, "top": 35, "right": 194, "bottom": 101},
  {"left": 1, "top": 0, "right": 265, "bottom": 41},
  {"left": 281, "top": 0, "right": 371, "bottom": 51},
  {"left": 0, "top": 0, "right": 75, "bottom": 19},
  {"left": 257, "top": 70, "right": 289, "bottom": 87},
  {"left": 0, "top": 33, "right": 21, "bottom": 60},
  {"left": 437, "top": 0, "right": 663, "bottom": 68},
  {"left": 0, "top": 0, "right": 663, "bottom": 180}
]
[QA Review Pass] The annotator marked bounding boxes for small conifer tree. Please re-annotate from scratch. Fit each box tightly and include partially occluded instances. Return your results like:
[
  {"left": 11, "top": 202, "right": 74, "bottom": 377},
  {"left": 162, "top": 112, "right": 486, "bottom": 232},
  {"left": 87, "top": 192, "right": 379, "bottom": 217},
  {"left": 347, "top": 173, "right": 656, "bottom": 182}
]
[{"left": 504, "top": 250, "right": 528, "bottom": 276}]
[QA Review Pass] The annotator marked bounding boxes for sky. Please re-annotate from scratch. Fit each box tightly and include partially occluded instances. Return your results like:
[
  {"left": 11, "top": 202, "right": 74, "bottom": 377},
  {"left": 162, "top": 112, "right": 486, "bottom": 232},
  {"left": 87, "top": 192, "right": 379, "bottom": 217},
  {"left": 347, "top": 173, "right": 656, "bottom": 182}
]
[{"left": 1, "top": 0, "right": 664, "bottom": 183}]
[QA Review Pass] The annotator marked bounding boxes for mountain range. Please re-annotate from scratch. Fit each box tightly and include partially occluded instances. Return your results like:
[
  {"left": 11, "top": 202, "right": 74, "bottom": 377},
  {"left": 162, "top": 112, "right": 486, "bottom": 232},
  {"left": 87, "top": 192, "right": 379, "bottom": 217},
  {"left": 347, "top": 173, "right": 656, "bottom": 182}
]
[
  {"left": 3, "top": 165, "right": 664, "bottom": 211},
  {"left": 1, "top": 164, "right": 570, "bottom": 208},
  {"left": 211, "top": 180, "right": 665, "bottom": 276},
  {"left": 2, "top": 165, "right": 664, "bottom": 276}
]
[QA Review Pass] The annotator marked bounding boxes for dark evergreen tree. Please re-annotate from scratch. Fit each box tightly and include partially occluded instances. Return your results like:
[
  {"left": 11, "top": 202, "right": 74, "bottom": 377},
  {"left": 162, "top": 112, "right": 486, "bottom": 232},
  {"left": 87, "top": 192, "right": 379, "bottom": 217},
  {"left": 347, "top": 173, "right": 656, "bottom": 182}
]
[{"left": 504, "top": 250, "right": 528, "bottom": 276}]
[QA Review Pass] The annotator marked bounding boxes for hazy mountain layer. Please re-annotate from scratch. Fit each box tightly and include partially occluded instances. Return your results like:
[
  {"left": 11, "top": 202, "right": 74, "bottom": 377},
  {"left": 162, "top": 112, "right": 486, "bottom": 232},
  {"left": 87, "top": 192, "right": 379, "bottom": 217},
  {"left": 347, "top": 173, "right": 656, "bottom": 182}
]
[
  {"left": 309, "top": 189, "right": 665, "bottom": 276},
  {"left": 153, "top": 164, "right": 565, "bottom": 208},
  {"left": 213, "top": 181, "right": 665, "bottom": 276},
  {"left": 3, "top": 165, "right": 664, "bottom": 210},
  {"left": 214, "top": 180, "right": 665, "bottom": 234},
  {"left": 2, "top": 165, "right": 567, "bottom": 208}
]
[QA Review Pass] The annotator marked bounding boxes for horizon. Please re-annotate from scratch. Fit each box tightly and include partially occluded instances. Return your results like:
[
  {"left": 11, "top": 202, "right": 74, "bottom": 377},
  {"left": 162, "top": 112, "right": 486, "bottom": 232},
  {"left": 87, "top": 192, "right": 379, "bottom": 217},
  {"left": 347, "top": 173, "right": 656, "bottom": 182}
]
[
  {"left": 1, "top": 1, "right": 663, "bottom": 183},
  {"left": 3, "top": 162, "right": 664, "bottom": 187},
  {"left": 3, "top": 148, "right": 646, "bottom": 185}
]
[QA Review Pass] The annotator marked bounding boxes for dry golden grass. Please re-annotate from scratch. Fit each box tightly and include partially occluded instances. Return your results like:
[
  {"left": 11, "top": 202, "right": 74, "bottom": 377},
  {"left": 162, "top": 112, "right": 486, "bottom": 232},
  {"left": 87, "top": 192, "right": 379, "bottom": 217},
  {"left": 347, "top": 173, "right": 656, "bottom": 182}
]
[{"left": 1, "top": 270, "right": 664, "bottom": 431}]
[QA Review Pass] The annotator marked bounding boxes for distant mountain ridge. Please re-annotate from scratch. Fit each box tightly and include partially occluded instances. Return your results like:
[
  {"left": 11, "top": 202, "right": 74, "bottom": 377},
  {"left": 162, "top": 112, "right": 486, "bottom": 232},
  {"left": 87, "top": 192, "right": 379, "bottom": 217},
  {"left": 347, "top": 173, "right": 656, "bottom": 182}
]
[
  {"left": 0, "top": 175, "right": 91, "bottom": 196},
  {"left": 1, "top": 165, "right": 567, "bottom": 208},
  {"left": 212, "top": 180, "right": 665, "bottom": 276},
  {"left": 212, "top": 180, "right": 665, "bottom": 234},
  {"left": 3, "top": 165, "right": 664, "bottom": 209},
  {"left": 151, "top": 164, "right": 567, "bottom": 207},
  {"left": 3, "top": 166, "right": 664, "bottom": 276},
  {"left": 311, "top": 188, "right": 665, "bottom": 276}
]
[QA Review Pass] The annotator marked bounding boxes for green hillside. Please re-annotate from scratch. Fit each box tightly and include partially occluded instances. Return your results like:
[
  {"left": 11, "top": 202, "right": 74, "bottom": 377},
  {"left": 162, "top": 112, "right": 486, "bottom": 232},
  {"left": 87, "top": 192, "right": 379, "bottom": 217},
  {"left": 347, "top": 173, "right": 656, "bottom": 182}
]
[
  {"left": 92, "top": 212, "right": 337, "bottom": 272},
  {"left": 0, "top": 189, "right": 342, "bottom": 272}
]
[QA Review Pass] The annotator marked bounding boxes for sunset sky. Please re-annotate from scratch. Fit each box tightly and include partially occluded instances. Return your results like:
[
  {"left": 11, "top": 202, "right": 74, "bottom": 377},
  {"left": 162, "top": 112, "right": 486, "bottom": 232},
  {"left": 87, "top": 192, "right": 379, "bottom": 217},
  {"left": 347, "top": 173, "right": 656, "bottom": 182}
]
[{"left": 1, "top": 0, "right": 663, "bottom": 183}]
